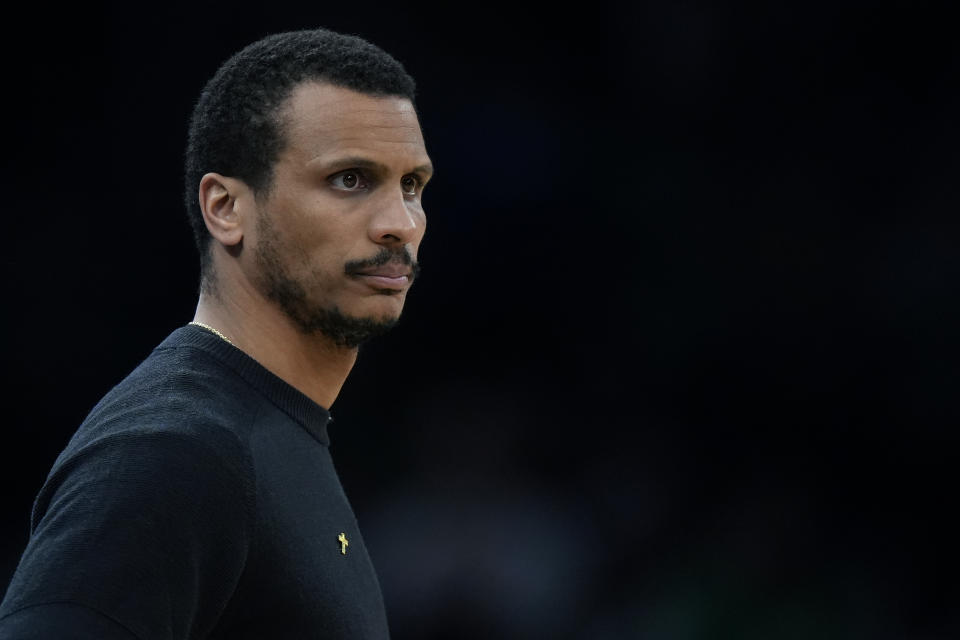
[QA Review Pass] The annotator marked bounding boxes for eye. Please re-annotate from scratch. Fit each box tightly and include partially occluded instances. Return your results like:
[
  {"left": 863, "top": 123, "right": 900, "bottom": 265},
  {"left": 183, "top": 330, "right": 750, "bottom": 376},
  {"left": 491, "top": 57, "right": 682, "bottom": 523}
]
[
  {"left": 329, "top": 170, "right": 368, "bottom": 191},
  {"left": 401, "top": 175, "right": 420, "bottom": 196}
]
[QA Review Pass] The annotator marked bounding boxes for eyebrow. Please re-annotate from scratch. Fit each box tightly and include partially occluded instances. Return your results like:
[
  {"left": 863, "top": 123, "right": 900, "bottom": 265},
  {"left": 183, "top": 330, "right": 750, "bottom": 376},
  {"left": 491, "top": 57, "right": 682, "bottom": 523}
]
[{"left": 313, "top": 155, "right": 434, "bottom": 179}]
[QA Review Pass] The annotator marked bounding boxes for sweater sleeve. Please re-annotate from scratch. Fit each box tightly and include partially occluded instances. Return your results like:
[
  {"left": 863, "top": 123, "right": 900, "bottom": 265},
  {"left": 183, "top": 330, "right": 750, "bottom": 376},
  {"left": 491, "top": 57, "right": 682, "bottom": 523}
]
[
  {"left": 0, "top": 429, "right": 255, "bottom": 640},
  {"left": 0, "top": 602, "right": 140, "bottom": 639}
]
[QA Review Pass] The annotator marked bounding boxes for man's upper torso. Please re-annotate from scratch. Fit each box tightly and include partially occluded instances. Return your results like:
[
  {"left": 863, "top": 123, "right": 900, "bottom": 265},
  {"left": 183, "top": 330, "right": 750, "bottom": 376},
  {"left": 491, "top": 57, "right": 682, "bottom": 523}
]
[{"left": 0, "top": 325, "right": 389, "bottom": 639}]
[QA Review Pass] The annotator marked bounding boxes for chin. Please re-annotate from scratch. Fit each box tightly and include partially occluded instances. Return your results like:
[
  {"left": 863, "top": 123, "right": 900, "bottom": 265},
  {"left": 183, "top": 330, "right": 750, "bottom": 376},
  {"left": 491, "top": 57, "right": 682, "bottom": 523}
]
[{"left": 353, "top": 292, "right": 406, "bottom": 316}]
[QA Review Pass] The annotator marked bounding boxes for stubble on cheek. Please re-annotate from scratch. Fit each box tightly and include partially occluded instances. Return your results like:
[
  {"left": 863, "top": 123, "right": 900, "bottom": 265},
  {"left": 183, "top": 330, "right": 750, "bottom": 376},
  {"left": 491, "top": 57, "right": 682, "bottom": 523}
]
[{"left": 252, "top": 214, "right": 400, "bottom": 347}]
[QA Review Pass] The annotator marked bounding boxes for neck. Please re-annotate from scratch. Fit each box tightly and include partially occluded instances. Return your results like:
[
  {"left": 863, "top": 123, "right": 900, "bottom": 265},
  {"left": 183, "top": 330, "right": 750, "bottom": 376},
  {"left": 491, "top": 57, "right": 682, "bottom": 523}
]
[{"left": 193, "top": 281, "right": 357, "bottom": 410}]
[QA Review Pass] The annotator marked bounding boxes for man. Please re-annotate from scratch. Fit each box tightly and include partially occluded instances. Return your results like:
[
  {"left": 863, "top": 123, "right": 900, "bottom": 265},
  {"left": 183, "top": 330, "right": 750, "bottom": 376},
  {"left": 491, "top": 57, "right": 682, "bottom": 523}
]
[{"left": 0, "top": 28, "right": 431, "bottom": 639}]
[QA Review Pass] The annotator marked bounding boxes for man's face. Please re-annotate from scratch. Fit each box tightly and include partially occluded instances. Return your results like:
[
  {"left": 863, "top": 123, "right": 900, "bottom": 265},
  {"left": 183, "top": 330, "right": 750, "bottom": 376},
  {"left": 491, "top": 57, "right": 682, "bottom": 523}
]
[{"left": 245, "top": 81, "right": 432, "bottom": 347}]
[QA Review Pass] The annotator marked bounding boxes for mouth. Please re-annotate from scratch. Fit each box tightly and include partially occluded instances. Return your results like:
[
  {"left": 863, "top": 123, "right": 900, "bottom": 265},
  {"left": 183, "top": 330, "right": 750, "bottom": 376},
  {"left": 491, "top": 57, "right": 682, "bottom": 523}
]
[
  {"left": 348, "top": 265, "right": 412, "bottom": 292},
  {"left": 344, "top": 248, "right": 419, "bottom": 294},
  {"left": 351, "top": 273, "right": 410, "bottom": 291}
]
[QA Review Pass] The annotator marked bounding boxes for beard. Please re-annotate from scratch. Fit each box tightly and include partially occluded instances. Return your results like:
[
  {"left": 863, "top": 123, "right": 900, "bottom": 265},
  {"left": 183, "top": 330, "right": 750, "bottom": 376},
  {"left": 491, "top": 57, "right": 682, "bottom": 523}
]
[{"left": 253, "top": 213, "right": 418, "bottom": 349}]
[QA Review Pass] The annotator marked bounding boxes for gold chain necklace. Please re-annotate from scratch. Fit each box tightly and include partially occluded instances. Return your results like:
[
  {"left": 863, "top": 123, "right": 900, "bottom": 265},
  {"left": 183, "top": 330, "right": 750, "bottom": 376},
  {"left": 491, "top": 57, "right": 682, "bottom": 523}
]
[{"left": 189, "top": 321, "right": 235, "bottom": 346}]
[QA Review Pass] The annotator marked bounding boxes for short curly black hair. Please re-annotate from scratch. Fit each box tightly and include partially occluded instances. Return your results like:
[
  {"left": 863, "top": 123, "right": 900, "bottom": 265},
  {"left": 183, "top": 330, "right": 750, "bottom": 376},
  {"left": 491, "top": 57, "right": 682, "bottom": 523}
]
[{"left": 184, "top": 28, "right": 417, "bottom": 279}]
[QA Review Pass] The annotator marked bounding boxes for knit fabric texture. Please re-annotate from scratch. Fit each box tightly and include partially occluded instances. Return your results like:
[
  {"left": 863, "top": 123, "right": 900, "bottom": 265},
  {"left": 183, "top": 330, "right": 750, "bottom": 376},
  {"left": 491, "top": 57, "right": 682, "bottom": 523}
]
[{"left": 0, "top": 325, "right": 390, "bottom": 639}]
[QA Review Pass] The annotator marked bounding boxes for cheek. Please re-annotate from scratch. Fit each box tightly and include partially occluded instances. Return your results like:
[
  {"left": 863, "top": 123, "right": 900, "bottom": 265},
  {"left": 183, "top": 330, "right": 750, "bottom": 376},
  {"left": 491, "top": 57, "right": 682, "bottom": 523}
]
[
  {"left": 301, "top": 243, "right": 345, "bottom": 279},
  {"left": 276, "top": 208, "right": 346, "bottom": 269}
]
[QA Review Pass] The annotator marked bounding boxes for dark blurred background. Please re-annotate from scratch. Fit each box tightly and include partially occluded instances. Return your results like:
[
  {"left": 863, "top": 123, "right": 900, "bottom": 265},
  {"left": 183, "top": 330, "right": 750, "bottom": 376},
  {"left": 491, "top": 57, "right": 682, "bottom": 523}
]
[{"left": 2, "top": 2, "right": 958, "bottom": 638}]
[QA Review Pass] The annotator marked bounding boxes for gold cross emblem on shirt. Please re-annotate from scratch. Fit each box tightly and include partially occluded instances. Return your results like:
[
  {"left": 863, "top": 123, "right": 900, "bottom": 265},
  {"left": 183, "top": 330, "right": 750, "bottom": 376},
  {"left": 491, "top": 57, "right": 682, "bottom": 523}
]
[{"left": 338, "top": 532, "right": 349, "bottom": 555}]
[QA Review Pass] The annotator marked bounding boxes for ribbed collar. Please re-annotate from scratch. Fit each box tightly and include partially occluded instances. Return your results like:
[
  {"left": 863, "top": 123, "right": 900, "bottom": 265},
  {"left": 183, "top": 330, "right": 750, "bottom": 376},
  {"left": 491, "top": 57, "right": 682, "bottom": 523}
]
[{"left": 158, "top": 324, "right": 333, "bottom": 446}]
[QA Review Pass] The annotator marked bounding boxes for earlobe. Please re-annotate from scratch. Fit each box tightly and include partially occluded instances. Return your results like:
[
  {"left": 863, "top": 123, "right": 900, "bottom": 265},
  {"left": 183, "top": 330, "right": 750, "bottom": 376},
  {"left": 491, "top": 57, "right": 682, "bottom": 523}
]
[{"left": 199, "top": 173, "right": 245, "bottom": 247}]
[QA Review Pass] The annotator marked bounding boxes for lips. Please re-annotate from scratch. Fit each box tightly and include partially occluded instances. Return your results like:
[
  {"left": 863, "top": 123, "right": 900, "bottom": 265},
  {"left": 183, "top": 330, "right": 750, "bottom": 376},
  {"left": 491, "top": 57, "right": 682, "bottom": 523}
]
[
  {"left": 345, "top": 248, "right": 419, "bottom": 293},
  {"left": 351, "top": 263, "right": 412, "bottom": 279},
  {"left": 349, "top": 262, "right": 412, "bottom": 291}
]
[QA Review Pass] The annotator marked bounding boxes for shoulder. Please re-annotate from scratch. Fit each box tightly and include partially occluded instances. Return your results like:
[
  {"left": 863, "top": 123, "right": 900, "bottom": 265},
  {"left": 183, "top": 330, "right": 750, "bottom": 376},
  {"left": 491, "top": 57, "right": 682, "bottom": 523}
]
[
  {"left": 70, "top": 339, "right": 263, "bottom": 453},
  {"left": 35, "top": 340, "right": 265, "bottom": 525},
  {"left": 7, "top": 414, "right": 258, "bottom": 639},
  {"left": 33, "top": 410, "right": 259, "bottom": 534}
]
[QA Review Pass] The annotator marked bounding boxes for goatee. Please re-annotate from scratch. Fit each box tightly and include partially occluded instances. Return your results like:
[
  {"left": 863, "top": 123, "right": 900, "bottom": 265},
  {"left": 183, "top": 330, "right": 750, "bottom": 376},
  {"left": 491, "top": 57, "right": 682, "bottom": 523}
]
[{"left": 254, "top": 216, "right": 418, "bottom": 348}]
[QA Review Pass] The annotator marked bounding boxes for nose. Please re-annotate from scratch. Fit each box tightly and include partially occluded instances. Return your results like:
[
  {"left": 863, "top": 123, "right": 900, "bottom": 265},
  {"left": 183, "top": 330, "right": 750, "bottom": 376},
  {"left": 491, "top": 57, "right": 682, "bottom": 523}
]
[{"left": 368, "top": 188, "right": 425, "bottom": 247}]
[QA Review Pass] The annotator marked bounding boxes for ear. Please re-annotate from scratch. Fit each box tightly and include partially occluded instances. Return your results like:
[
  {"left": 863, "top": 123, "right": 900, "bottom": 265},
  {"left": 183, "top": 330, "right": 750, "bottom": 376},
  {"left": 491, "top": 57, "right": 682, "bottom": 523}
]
[{"left": 198, "top": 173, "right": 248, "bottom": 248}]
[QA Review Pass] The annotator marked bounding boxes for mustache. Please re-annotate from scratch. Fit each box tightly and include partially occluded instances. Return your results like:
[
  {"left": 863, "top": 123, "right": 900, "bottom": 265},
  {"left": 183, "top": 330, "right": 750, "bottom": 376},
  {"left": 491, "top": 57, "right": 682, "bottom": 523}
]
[{"left": 344, "top": 247, "right": 421, "bottom": 280}]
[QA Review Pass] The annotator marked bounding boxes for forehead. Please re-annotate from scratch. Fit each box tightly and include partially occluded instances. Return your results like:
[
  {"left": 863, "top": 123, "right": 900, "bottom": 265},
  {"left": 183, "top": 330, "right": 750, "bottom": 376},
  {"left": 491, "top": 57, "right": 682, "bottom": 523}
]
[{"left": 278, "top": 81, "right": 428, "bottom": 163}]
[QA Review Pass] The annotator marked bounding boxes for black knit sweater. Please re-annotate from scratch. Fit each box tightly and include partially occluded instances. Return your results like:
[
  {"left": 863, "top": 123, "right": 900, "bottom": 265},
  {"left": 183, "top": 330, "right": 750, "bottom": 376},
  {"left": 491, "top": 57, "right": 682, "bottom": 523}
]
[{"left": 0, "top": 325, "right": 390, "bottom": 639}]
